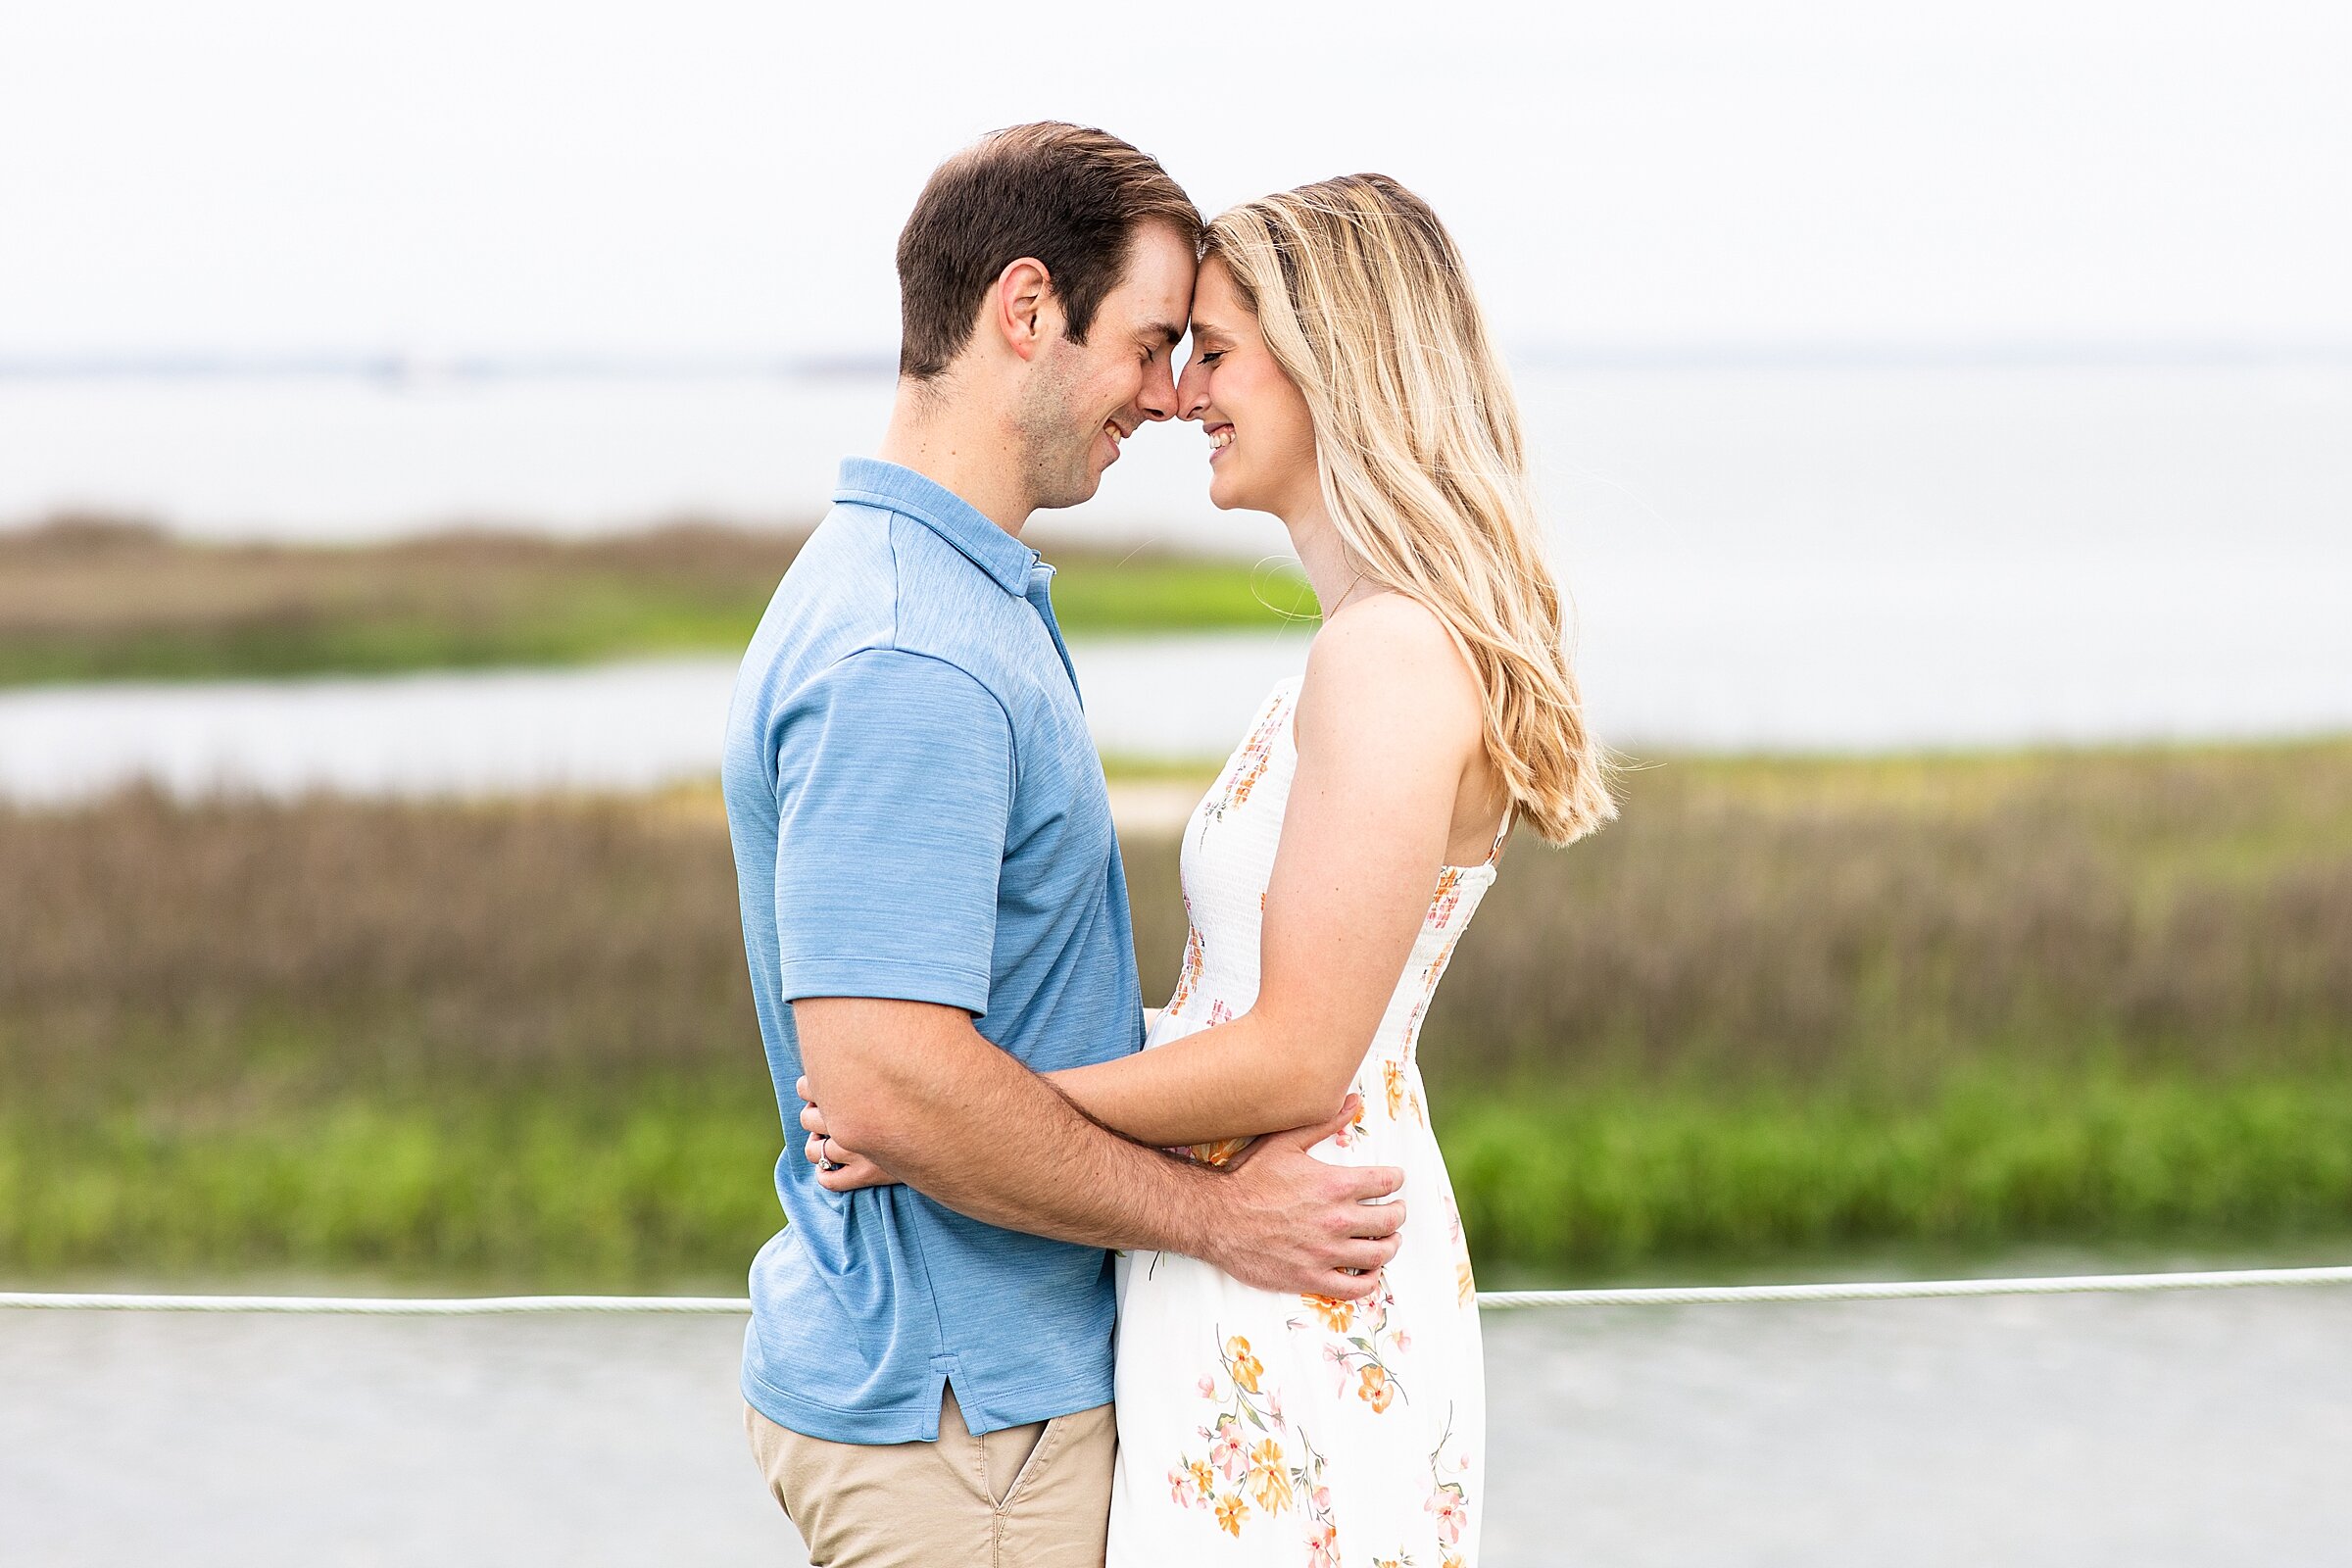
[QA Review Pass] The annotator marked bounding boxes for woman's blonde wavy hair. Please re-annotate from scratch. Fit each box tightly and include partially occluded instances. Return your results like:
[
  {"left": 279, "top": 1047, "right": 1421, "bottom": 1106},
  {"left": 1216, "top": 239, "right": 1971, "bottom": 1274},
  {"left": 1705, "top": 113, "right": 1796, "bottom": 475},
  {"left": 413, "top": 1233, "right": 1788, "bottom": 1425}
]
[{"left": 1204, "top": 173, "right": 1615, "bottom": 845}]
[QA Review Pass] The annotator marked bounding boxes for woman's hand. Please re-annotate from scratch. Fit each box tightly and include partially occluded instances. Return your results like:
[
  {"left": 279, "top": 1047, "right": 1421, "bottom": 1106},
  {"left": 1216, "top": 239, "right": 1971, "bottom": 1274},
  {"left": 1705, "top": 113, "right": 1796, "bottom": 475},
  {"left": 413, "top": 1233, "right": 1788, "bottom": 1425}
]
[{"left": 795, "top": 1075, "right": 900, "bottom": 1193}]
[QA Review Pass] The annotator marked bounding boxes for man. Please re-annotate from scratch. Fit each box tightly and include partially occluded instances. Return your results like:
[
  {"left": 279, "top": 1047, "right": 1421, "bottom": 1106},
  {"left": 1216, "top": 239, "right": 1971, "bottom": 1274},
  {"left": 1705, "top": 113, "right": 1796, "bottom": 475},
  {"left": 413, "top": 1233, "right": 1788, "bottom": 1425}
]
[{"left": 721, "top": 123, "right": 1406, "bottom": 1567}]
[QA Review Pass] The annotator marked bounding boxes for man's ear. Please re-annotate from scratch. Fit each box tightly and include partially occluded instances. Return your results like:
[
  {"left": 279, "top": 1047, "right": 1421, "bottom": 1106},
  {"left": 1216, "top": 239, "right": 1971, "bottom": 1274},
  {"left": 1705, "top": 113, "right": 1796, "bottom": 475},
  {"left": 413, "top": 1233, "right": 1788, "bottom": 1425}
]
[{"left": 986, "top": 257, "right": 1057, "bottom": 363}]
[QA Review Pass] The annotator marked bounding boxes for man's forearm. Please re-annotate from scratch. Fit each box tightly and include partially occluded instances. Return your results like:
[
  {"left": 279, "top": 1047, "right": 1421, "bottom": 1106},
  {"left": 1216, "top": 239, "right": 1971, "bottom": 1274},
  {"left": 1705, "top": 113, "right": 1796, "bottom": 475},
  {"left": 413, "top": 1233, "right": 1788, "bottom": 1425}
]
[
  {"left": 809, "top": 1007, "right": 1226, "bottom": 1253},
  {"left": 800, "top": 996, "right": 1406, "bottom": 1302}
]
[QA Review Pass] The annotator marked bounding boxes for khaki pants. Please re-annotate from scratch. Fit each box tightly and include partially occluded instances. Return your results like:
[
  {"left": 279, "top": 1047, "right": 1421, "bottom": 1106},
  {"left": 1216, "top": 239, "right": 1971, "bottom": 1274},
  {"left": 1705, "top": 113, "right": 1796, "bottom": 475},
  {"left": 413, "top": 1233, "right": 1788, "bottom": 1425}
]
[{"left": 744, "top": 1387, "right": 1115, "bottom": 1568}]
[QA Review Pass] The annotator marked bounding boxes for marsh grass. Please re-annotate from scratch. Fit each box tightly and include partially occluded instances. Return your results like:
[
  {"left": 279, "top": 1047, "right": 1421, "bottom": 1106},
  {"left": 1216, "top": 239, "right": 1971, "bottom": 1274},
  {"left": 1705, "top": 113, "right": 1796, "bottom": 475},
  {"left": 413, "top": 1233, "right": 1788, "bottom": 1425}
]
[
  {"left": 0, "top": 515, "right": 1307, "bottom": 685},
  {"left": 0, "top": 1094, "right": 779, "bottom": 1285},
  {"left": 1446, "top": 1072, "right": 2352, "bottom": 1270},
  {"left": 10, "top": 1073, "right": 2348, "bottom": 1288},
  {"left": 1128, "top": 741, "right": 2352, "bottom": 1095},
  {"left": 4, "top": 739, "right": 2349, "bottom": 1281}
]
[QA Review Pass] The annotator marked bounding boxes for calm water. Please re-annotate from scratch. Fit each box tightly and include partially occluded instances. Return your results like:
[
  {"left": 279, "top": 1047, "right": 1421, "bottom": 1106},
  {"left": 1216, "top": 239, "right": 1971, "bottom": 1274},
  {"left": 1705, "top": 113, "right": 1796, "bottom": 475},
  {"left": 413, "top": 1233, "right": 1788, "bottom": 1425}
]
[
  {"left": 5, "top": 363, "right": 2350, "bottom": 784},
  {"left": 3, "top": 589, "right": 2348, "bottom": 806},
  {"left": 5, "top": 1280, "right": 2349, "bottom": 1565},
  {"left": 0, "top": 637, "right": 1315, "bottom": 803}
]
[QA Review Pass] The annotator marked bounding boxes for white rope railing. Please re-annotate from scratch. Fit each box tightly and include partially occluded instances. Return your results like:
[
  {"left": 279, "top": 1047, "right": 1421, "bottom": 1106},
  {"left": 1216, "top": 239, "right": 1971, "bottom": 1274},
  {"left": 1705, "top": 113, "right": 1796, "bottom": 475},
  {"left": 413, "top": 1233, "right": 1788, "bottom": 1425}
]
[
  {"left": 6, "top": 1262, "right": 2351, "bottom": 1316},
  {"left": 1472, "top": 1261, "right": 2352, "bottom": 1309}
]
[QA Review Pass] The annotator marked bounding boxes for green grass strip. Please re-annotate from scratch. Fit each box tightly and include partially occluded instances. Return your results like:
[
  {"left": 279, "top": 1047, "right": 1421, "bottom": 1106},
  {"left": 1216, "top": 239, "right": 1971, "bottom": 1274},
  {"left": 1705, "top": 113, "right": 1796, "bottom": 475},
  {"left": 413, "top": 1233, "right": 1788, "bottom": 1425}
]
[
  {"left": 0, "top": 524, "right": 1311, "bottom": 687},
  {"left": 7, "top": 1071, "right": 2351, "bottom": 1288},
  {"left": 1447, "top": 1071, "right": 2352, "bottom": 1270},
  {"left": 0, "top": 1097, "right": 784, "bottom": 1288}
]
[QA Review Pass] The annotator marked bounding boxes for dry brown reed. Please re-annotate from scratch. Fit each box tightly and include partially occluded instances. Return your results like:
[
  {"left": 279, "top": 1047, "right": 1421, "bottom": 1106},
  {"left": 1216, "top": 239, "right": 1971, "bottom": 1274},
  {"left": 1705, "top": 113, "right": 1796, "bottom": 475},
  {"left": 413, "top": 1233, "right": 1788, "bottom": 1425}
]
[
  {"left": 1, "top": 787, "right": 755, "bottom": 1104},
  {"left": 6, "top": 740, "right": 2348, "bottom": 1111},
  {"left": 1130, "top": 741, "right": 2352, "bottom": 1094}
]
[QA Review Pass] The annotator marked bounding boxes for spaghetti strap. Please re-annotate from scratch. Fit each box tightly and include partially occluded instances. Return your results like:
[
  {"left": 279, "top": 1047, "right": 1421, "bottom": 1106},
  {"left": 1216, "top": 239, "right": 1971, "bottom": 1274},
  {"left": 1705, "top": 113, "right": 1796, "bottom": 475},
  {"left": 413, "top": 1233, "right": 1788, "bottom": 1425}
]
[{"left": 1485, "top": 803, "right": 1516, "bottom": 865}]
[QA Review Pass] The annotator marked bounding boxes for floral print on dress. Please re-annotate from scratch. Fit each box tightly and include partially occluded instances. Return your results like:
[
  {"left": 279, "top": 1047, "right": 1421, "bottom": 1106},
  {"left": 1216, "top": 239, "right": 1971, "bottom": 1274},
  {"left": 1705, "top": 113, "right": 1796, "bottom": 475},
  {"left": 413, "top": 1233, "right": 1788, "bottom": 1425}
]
[
  {"left": 1288, "top": 1270, "right": 1409, "bottom": 1418},
  {"left": 1169, "top": 1333, "right": 1322, "bottom": 1544},
  {"left": 1446, "top": 1194, "right": 1476, "bottom": 1310},
  {"left": 1380, "top": 1058, "right": 1426, "bottom": 1127},
  {"left": 1202, "top": 687, "right": 1295, "bottom": 824},
  {"left": 1169, "top": 921, "right": 1205, "bottom": 1017},
  {"left": 1426, "top": 867, "right": 1465, "bottom": 930},
  {"left": 1423, "top": 1403, "right": 1472, "bottom": 1568}
]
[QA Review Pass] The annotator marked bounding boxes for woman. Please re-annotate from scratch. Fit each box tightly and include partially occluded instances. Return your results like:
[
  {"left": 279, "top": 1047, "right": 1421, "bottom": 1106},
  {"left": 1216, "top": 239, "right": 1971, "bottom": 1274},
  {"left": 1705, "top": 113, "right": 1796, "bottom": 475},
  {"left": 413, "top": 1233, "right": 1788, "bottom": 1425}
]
[{"left": 815, "top": 173, "right": 1611, "bottom": 1566}]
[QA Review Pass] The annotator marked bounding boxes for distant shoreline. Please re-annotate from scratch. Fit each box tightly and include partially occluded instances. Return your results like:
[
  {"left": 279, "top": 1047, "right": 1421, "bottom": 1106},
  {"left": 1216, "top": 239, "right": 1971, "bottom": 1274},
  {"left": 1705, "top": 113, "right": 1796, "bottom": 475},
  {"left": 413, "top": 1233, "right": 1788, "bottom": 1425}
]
[
  {"left": 0, "top": 517, "right": 1308, "bottom": 687},
  {"left": 8, "top": 340, "right": 2352, "bottom": 381}
]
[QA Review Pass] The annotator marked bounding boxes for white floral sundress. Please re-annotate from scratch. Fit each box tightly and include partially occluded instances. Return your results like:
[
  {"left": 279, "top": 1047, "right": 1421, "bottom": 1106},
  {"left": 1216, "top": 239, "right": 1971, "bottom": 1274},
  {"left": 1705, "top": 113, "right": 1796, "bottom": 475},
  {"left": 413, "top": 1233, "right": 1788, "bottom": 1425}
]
[{"left": 1109, "top": 675, "right": 1499, "bottom": 1568}]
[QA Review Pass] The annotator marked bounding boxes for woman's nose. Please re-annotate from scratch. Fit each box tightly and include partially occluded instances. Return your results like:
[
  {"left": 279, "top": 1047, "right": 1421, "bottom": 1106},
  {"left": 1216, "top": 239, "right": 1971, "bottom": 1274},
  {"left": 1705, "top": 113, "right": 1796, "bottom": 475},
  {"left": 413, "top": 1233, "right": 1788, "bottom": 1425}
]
[{"left": 1176, "top": 361, "right": 1209, "bottom": 422}]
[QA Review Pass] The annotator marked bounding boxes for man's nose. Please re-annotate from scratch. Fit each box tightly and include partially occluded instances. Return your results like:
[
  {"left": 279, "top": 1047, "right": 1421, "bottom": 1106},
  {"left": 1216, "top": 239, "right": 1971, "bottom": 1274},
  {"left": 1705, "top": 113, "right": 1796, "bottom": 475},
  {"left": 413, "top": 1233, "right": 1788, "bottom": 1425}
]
[{"left": 1137, "top": 356, "right": 1179, "bottom": 422}]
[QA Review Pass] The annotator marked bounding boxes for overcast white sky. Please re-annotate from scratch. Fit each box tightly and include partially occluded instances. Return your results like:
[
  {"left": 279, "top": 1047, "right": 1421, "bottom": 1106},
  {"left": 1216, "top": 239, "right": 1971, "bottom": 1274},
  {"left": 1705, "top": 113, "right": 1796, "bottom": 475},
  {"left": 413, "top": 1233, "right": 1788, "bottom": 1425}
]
[{"left": 4, "top": 0, "right": 2348, "bottom": 358}]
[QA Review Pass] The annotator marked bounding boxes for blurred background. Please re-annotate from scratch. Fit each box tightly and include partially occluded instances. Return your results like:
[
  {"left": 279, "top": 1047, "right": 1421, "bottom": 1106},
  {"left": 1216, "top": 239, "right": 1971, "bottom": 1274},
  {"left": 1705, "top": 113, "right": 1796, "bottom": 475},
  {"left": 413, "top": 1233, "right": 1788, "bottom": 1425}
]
[{"left": 5, "top": 2, "right": 2350, "bottom": 1563}]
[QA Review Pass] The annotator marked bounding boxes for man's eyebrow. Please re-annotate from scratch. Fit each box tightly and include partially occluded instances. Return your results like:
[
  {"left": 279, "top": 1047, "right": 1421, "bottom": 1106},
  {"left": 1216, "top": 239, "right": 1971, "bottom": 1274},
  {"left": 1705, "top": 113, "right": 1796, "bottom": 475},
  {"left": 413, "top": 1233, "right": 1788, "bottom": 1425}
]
[{"left": 1142, "top": 318, "right": 1185, "bottom": 347}]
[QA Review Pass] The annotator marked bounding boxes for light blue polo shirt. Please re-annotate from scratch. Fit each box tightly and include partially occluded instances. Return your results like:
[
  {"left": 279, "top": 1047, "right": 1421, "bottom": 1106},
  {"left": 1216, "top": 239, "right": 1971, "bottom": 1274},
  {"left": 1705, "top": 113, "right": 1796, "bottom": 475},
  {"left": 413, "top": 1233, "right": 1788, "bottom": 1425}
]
[{"left": 721, "top": 457, "right": 1145, "bottom": 1445}]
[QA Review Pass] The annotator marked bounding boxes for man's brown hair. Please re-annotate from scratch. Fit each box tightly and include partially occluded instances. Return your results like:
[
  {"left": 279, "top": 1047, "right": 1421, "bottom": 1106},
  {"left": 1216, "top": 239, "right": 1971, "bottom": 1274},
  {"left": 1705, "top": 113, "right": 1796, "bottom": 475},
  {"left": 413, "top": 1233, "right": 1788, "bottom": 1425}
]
[{"left": 896, "top": 122, "right": 1201, "bottom": 381}]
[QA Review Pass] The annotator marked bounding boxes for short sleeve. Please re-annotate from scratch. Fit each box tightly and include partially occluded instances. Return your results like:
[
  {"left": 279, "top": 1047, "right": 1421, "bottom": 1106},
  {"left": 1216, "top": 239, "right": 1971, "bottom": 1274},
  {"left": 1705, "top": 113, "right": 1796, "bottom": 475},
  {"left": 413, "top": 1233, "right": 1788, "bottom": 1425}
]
[{"left": 771, "top": 648, "right": 1014, "bottom": 1012}]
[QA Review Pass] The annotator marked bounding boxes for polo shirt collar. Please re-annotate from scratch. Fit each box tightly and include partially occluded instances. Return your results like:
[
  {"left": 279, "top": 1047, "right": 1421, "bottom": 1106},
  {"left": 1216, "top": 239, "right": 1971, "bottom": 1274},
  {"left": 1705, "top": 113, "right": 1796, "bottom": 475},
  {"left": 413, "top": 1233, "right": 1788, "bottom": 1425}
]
[{"left": 834, "top": 458, "right": 1039, "bottom": 596}]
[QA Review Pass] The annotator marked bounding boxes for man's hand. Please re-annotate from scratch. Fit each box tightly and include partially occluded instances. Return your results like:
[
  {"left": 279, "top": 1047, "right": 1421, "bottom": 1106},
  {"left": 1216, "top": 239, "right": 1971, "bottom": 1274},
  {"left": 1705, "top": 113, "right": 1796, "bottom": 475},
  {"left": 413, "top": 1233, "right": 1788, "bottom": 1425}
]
[
  {"left": 797, "top": 1076, "right": 898, "bottom": 1192},
  {"left": 1200, "top": 1096, "right": 1404, "bottom": 1300}
]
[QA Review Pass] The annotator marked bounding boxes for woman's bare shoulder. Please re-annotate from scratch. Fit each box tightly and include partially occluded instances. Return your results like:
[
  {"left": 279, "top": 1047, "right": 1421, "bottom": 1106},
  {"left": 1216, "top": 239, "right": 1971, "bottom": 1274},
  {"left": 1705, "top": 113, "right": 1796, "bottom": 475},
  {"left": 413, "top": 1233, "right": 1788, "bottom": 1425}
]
[{"left": 1297, "top": 591, "right": 1482, "bottom": 753}]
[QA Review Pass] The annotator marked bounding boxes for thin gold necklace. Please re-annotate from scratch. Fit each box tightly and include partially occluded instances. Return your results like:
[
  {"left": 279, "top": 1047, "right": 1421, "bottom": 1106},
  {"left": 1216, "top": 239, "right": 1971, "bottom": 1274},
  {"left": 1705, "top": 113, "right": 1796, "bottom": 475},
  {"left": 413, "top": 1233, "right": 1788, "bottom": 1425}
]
[{"left": 1323, "top": 573, "right": 1379, "bottom": 618}]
